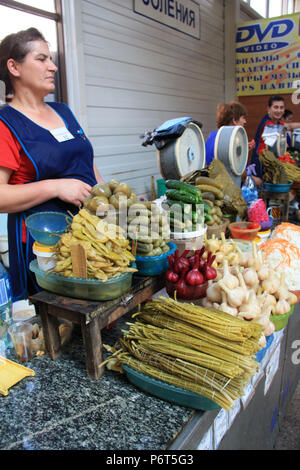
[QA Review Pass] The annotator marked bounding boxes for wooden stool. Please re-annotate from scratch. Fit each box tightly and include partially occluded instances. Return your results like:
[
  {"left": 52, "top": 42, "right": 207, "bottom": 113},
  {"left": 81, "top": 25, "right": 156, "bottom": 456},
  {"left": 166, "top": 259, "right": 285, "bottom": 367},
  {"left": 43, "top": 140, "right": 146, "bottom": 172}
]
[
  {"left": 261, "top": 190, "right": 290, "bottom": 223},
  {"left": 29, "top": 275, "right": 165, "bottom": 380}
]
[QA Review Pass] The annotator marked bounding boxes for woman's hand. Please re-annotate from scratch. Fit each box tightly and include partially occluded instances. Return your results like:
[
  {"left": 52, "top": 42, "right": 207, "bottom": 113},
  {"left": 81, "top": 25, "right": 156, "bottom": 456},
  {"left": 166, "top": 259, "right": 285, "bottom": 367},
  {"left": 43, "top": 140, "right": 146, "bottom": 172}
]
[
  {"left": 248, "top": 139, "right": 255, "bottom": 151},
  {"left": 54, "top": 179, "right": 92, "bottom": 207}
]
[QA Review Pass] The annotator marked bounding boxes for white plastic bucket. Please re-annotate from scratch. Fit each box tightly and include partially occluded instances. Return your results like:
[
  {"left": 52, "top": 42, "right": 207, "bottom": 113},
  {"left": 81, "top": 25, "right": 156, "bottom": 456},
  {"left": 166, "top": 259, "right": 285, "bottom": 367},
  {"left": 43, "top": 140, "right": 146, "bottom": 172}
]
[
  {"left": 0, "top": 235, "right": 9, "bottom": 268},
  {"left": 33, "top": 242, "right": 56, "bottom": 271},
  {"left": 12, "top": 299, "right": 36, "bottom": 322}
]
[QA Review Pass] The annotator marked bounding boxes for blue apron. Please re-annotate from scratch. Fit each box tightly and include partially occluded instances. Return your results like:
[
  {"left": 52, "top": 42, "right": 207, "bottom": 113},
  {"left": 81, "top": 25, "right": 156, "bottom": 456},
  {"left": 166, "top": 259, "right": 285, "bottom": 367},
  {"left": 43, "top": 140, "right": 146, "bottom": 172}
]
[{"left": 0, "top": 102, "right": 97, "bottom": 301}]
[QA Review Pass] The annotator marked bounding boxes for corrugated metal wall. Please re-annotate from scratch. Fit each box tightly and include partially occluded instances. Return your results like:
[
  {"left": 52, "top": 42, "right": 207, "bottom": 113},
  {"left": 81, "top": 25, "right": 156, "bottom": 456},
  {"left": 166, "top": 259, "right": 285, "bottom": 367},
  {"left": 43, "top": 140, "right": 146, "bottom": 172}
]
[{"left": 80, "top": 0, "right": 226, "bottom": 196}]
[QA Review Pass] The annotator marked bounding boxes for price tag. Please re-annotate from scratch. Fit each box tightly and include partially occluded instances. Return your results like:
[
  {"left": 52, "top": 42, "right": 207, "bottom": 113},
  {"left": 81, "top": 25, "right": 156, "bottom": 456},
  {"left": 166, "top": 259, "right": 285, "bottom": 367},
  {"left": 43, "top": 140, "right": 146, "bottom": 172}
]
[
  {"left": 214, "top": 408, "right": 229, "bottom": 448},
  {"left": 50, "top": 127, "right": 75, "bottom": 142},
  {"left": 197, "top": 427, "right": 213, "bottom": 450}
]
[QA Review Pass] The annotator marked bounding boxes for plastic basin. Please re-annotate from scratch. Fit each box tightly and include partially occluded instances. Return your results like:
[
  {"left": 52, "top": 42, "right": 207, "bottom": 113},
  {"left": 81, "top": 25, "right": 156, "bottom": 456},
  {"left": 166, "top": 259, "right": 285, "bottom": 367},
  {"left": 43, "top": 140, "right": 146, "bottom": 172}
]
[
  {"left": 270, "top": 305, "right": 294, "bottom": 331},
  {"left": 264, "top": 182, "right": 292, "bottom": 193},
  {"left": 25, "top": 212, "right": 71, "bottom": 246},
  {"left": 30, "top": 260, "right": 135, "bottom": 301},
  {"left": 135, "top": 242, "right": 177, "bottom": 276},
  {"left": 259, "top": 217, "right": 273, "bottom": 230},
  {"left": 255, "top": 333, "right": 274, "bottom": 363},
  {"left": 123, "top": 365, "right": 220, "bottom": 411},
  {"left": 229, "top": 221, "right": 261, "bottom": 241},
  {"left": 166, "top": 279, "right": 208, "bottom": 300}
]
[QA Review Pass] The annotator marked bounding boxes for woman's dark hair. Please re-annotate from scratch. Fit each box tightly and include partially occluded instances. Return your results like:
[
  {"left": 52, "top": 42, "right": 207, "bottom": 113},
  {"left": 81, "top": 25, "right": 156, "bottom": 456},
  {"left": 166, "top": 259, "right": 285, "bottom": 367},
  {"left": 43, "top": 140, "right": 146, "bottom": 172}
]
[
  {"left": 216, "top": 101, "right": 247, "bottom": 128},
  {"left": 268, "top": 95, "right": 285, "bottom": 107},
  {"left": 0, "top": 27, "right": 46, "bottom": 94}
]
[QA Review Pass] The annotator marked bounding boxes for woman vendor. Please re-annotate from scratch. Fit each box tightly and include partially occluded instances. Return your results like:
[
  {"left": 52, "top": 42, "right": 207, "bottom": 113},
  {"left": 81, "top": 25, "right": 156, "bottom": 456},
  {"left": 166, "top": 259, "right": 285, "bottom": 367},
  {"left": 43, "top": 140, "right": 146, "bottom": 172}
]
[
  {"left": 205, "top": 101, "right": 255, "bottom": 184},
  {"left": 0, "top": 28, "right": 104, "bottom": 301},
  {"left": 205, "top": 101, "right": 254, "bottom": 164}
]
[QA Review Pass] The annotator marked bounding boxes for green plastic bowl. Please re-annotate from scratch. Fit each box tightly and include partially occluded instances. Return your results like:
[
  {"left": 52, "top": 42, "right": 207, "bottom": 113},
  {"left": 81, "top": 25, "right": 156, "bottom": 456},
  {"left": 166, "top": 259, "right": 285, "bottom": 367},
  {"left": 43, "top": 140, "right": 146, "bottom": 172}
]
[
  {"left": 122, "top": 364, "right": 220, "bottom": 411},
  {"left": 270, "top": 305, "right": 294, "bottom": 331},
  {"left": 30, "top": 260, "right": 135, "bottom": 301}
]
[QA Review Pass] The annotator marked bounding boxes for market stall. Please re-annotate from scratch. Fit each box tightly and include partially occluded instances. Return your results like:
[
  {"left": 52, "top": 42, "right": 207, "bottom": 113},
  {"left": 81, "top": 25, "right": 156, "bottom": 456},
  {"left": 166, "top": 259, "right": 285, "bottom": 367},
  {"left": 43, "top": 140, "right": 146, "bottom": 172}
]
[{"left": 1, "top": 121, "right": 300, "bottom": 450}]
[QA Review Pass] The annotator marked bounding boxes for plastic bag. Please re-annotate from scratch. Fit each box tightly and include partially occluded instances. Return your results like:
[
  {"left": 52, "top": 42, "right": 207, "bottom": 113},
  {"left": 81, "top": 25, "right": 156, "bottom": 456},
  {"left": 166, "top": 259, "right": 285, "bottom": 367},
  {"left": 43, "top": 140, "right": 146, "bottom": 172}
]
[{"left": 241, "top": 164, "right": 258, "bottom": 203}]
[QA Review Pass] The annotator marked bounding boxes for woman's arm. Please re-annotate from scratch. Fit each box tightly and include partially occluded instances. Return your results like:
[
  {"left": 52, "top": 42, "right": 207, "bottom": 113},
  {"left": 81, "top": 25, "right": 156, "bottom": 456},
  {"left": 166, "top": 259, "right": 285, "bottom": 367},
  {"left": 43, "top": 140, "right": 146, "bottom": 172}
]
[
  {"left": 93, "top": 163, "right": 105, "bottom": 183},
  {"left": 0, "top": 167, "right": 92, "bottom": 213},
  {"left": 285, "top": 122, "right": 300, "bottom": 131}
]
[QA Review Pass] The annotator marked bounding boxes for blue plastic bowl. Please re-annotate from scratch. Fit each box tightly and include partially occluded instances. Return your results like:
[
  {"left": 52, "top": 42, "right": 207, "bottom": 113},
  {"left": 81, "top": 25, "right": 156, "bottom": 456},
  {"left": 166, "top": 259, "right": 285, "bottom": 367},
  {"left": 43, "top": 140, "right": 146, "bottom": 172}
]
[
  {"left": 135, "top": 242, "right": 177, "bottom": 276},
  {"left": 259, "top": 216, "right": 273, "bottom": 231},
  {"left": 25, "top": 212, "right": 71, "bottom": 246},
  {"left": 264, "top": 182, "right": 292, "bottom": 193},
  {"left": 255, "top": 333, "right": 274, "bottom": 363}
]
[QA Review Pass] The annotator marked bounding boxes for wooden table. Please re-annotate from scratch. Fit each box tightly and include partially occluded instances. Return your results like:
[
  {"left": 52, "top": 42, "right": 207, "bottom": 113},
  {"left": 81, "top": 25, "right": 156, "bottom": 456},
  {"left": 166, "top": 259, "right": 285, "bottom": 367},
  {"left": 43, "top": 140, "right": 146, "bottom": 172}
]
[{"left": 29, "top": 275, "right": 165, "bottom": 380}]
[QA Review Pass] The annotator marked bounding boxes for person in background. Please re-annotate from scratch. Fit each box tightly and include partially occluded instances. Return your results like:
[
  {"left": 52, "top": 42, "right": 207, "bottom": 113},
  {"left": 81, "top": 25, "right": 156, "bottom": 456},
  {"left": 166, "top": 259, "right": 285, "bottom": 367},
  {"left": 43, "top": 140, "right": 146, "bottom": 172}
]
[
  {"left": 251, "top": 97, "right": 300, "bottom": 182},
  {"left": 205, "top": 101, "right": 254, "bottom": 166},
  {"left": 205, "top": 101, "right": 255, "bottom": 184},
  {"left": 283, "top": 109, "right": 294, "bottom": 147},
  {"left": 282, "top": 109, "right": 294, "bottom": 124},
  {"left": 0, "top": 28, "right": 104, "bottom": 302},
  {"left": 251, "top": 96, "right": 286, "bottom": 187}
]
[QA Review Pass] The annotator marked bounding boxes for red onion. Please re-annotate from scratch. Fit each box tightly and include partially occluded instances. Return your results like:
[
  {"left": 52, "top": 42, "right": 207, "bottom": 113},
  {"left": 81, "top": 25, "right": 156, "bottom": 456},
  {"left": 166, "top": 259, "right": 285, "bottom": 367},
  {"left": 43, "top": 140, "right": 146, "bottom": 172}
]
[
  {"left": 189, "top": 246, "right": 205, "bottom": 268},
  {"left": 174, "top": 267, "right": 189, "bottom": 296},
  {"left": 203, "top": 252, "right": 217, "bottom": 280},
  {"left": 166, "top": 254, "right": 179, "bottom": 282},
  {"left": 185, "top": 255, "right": 204, "bottom": 286},
  {"left": 174, "top": 249, "right": 190, "bottom": 274}
]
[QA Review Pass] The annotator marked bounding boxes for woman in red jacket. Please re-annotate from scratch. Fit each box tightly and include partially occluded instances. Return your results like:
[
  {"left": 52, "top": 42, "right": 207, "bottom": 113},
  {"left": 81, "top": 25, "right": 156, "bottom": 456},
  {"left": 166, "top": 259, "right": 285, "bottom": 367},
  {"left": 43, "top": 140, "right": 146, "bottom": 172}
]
[{"left": 0, "top": 27, "right": 103, "bottom": 301}]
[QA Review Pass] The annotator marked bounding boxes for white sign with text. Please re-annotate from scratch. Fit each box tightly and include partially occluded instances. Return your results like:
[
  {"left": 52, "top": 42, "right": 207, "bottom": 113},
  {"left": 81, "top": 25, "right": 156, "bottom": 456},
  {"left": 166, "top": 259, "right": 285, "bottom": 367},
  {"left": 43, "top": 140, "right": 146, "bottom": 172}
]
[{"left": 133, "top": 0, "right": 200, "bottom": 39}]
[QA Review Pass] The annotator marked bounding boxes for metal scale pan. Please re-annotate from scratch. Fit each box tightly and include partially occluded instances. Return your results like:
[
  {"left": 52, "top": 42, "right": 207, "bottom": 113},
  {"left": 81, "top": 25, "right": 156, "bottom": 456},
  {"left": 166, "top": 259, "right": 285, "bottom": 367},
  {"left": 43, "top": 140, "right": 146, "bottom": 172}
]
[
  {"left": 291, "top": 129, "right": 300, "bottom": 151},
  {"left": 157, "top": 121, "right": 206, "bottom": 180},
  {"left": 262, "top": 124, "right": 287, "bottom": 157},
  {"left": 214, "top": 125, "right": 248, "bottom": 187}
]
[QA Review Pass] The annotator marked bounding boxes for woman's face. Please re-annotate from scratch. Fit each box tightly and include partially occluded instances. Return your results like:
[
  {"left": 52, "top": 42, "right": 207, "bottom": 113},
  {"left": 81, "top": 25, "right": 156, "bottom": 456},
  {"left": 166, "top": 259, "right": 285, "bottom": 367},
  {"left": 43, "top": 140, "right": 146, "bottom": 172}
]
[
  {"left": 233, "top": 115, "right": 247, "bottom": 127},
  {"left": 10, "top": 40, "right": 57, "bottom": 96},
  {"left": 268, "top": 100, "right": 285, "bottom": 122}
]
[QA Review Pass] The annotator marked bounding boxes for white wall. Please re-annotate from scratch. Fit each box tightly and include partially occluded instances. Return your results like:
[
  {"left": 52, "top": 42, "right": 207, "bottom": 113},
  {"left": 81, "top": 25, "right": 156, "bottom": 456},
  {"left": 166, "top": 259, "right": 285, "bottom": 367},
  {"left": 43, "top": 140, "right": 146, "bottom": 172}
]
[{"left": 63, "top": 0, "right": 225, "bottom": 196}]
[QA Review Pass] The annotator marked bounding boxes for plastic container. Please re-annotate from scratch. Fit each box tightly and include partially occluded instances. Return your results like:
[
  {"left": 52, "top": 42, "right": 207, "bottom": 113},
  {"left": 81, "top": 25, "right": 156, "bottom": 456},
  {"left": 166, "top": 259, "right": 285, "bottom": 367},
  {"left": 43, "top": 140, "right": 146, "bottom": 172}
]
[
  {"left": 255, "top": 333, "right": 274, "bottom": 363},
  {"left": 0, "top": 235, "right": 9, "bottom": 268},
  {"left": 12, "top": 300, "right": 36, "bottom": 322},
  {"left": 264, "top": 182, "right": 292, "bottom": 193},
  {"left": 135, "top": 242, "right": 177, "bottom": 276},
  {"left": 30, "top": 259, "right": 135, "bottom": 301},
  {"left": 259, "top": 217, "right": 273, "bottom": 231},
  {"left": 166, "top": 279, "right": 208, "bottom": 301},
  {"left": 0, "top": 262, "right": 12, "bottom": 351},
  {"left": 270, "top": 305, "right": 294, "bottom": 331},
  {"left": 228, "top": 221, "right": 261, "bottom": 241},
  {"left": 8, "top": 321, "right": 34, "bottom": 362},
  {"left": 25, "top": 211, "right": 71, "bottom": 246},
  {"left": 32, "top": 242, "right": 57, "bottom": 271},
  {"left": 123, "top": 365, "right": 220, "bottom": 411},
  {"left": 156, "top": 179, "right": 167, "bottom": 197},
  {"left": 258, "top": 229, "right": 271, "bottom": 243}
]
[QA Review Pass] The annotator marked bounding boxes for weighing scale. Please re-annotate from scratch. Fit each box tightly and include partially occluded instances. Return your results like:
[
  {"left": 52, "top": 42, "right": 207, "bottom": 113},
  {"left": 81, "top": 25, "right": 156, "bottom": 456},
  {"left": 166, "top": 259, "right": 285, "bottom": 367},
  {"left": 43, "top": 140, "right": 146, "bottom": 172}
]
[
  {"left": 261, "top": 124, "right": 287, "bottom": 157},
  {"left": 146, "top": 119, "right": 248, "bottom": 188},
  {"left": 214, "top": 125, "right": 248, "bottom": 187},
  {"left": 142, "top": 117, "right": 206, "bottom": 180},
  {"left": 291, "top": 129, "right": 300, "bottom": 151}
]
